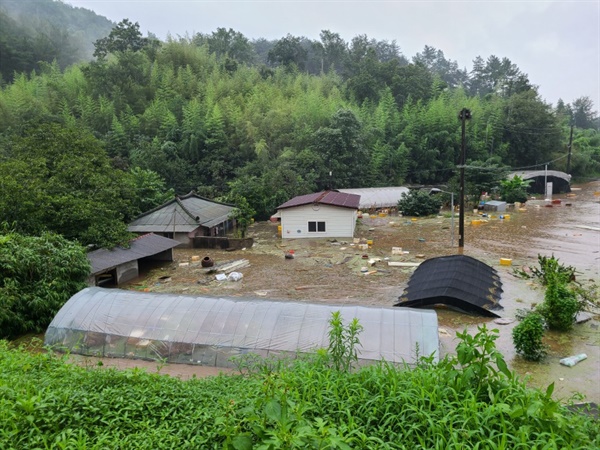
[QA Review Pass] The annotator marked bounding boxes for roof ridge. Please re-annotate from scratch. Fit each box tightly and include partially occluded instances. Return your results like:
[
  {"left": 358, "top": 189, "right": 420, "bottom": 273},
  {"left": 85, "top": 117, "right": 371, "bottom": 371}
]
[{"left": 175, "top": 197, "right": 199, "bottom": 222}]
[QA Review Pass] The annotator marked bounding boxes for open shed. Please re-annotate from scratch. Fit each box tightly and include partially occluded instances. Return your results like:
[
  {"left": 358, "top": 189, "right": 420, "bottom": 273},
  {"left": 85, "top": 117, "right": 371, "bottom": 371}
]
[
  {"left": 45, "top": 288, "right": 439, "bottom": 367},
  {"left": 87, "top": 233, "right": 179, "bottom": 287}
]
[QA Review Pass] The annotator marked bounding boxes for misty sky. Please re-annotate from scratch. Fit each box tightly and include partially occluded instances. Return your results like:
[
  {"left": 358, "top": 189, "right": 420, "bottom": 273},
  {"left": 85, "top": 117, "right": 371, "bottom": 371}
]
[{"left": 66, "top": 0, "right": 599, "bottom": 108}]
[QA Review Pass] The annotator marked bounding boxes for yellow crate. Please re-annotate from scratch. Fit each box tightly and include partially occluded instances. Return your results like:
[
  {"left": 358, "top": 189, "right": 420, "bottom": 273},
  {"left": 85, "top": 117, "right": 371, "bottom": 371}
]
[{"left": 500, "top": 258, "right": 512, "bottom": 266}]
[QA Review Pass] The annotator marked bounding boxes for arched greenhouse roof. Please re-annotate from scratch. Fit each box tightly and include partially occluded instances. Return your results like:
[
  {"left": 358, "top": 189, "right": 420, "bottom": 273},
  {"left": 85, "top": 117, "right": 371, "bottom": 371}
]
[{"left": 45, "top": 287, "right": 439, "bottom": 367}]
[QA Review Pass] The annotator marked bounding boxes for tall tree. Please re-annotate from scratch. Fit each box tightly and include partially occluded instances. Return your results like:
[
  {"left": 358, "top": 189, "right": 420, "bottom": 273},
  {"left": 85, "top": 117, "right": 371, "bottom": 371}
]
[
  {"left": 93, "top": 19, "right": 151, "bottom": 59},
  {"left": 267, "top": 34, "right": 308, "bottom": 70}
]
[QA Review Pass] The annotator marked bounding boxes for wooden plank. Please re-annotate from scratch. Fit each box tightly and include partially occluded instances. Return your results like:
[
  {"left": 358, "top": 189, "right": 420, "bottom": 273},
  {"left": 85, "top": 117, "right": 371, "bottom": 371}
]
[{"left": 388, "top": 262, "right": 421, "bottom": 267}]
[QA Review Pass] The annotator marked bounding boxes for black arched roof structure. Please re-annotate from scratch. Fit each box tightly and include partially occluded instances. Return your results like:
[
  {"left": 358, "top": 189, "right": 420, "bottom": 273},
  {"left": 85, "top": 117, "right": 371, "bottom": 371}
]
[
  {"left": 508, "top": 170, "right": 571, "bottom": 194},
  {"left": 395, "top": 255, "right": 503, "bottom": 317},
  {"left": 45, "top": 288, "right": 440, "bottom": 367}
]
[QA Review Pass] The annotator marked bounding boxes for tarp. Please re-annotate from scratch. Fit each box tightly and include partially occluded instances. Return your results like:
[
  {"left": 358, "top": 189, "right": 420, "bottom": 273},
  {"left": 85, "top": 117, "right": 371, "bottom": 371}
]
[
  {"left": 45, "top": 288, "right": 439, "bottom": 367},
  {"left": 395, "top": 255, "right": 503, "bottom": 317}
]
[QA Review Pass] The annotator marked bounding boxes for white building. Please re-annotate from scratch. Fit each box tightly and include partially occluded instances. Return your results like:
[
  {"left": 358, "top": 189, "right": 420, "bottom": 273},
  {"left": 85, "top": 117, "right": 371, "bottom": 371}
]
[{"left": 276, "top": 191, "right": 361, "bottom": 239}]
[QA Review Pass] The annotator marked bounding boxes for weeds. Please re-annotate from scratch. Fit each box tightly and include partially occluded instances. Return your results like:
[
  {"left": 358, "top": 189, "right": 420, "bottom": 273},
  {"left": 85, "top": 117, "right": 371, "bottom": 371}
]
[{"left": 1, "top": 323, "right": 599, "bottom": 449}]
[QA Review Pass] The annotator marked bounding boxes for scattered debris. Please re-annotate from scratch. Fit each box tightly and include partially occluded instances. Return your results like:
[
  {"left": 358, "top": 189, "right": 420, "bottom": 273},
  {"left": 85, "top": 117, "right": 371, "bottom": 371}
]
[
  {"left": 493, "top": 317, "right": 515, "bottom": 325},
  {"left": 575, "top": 312, "right": 594, "bottom": 324},
  {"left": 560, "top": 354, "right": 587, "bottom": 367},
  {"left": 295, "top": 285, "right": 330, "bottom": 290},
  {"left": 227, "top": 272, "right": 243, "bottom": 282},
  {"left": 207, "top": 259, "right": 250, "bottom": 274},
  {"left": 388, "top": 262, "right": 420, "bottom": 267},
  {"left": 215, "top": 273, "right": 227, "bottom": 281}
]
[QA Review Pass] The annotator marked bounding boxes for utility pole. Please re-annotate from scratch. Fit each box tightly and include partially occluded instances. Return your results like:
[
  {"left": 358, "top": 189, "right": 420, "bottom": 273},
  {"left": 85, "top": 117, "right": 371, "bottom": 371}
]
[
  {"left": 458, "top": 108, "right": 471, "bottom": 249},
  {"left": 566, "top": 120, "right": 574, "bottom": 174}
]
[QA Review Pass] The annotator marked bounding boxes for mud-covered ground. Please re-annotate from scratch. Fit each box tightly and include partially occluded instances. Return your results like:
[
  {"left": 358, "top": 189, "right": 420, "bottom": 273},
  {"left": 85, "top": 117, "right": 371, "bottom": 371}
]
[{"left": 120, "top": 181, "right": 600, "bottom": 402}]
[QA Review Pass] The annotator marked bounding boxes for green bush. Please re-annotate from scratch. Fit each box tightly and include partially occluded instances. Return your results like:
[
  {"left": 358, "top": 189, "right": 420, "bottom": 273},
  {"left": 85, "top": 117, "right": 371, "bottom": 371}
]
[
  {"left": 398, "top": 189, "right": 442, "bottom": 217},
  {"left": 512, "top": 312, "right": 547, "bottom": 361},
  {"left": 500, "top": 175, "right": 531, "bottom": 204},
  {"left": 539, "top": 276, "right": 582, "bottom": 331},
  {"left": 0, "top": 229, "right": 89, "bottom": 338}
]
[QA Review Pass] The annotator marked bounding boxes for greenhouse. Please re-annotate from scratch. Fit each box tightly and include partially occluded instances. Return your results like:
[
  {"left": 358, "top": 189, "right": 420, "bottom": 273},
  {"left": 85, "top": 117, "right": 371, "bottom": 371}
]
[{"left": 45, "top": 287, "right": 439, "bottom": 368}]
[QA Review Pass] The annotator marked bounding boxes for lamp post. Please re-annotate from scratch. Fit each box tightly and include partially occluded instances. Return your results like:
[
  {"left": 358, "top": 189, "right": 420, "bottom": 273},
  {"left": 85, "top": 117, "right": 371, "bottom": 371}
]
[
  {"left": 430, "top": 188, "right": 455, "bottom": 248},
  {"left": 458, "top": 108, "right": 471, "bottom": 248}
]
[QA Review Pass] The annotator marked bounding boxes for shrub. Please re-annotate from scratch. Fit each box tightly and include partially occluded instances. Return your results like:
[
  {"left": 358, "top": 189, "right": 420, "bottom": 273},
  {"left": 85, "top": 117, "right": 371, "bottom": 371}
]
[
  {"left": 398, "top": 189, "right": 442, "bottom": 216},
  {"left": 0, "top": 229, "right": 89, "bottom": 338},
  {"left": 538, "top": 275, "right": 582, "bottom": 331},
  {"left": 513, "top": 312, "right": 547, "bottom": 361},
  {"left": 499, "top": 175, "right": 531, "bottom": 203}
]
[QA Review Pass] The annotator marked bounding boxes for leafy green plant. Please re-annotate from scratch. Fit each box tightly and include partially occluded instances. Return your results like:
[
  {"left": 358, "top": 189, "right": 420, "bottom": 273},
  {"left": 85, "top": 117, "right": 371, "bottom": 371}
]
[
  {"left": 527, "top": 254, "right": 578, "bottom": 285},
  {"left": 538, "top": 275, "right": 582, "bottom": 331},
  {"left": 0, "top": 229, "right": 90, "bottom": 338},
  {"left": 327, "top": 311, "right": 363, "bottom": 373},
  {"left": 451, "top": 324, "right": 512, "bottom": 399},
  {"left": 398, "top": 189, "right": 443, "bottom": 217},
  {"left": 2, "top": 323, "right": 600, "bottom": 449},
  {"left": 499, "top": 174, "right": 532, "bottom": 203},
  {"left": 512, "top": 312, "right": 547, "bottom": 361}
]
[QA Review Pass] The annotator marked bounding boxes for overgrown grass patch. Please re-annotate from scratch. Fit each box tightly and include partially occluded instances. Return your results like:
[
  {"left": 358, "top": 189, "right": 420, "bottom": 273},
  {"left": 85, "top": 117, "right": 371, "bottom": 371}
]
[{"left": 1, "top": 326, "right": 598, "bottom": 449}]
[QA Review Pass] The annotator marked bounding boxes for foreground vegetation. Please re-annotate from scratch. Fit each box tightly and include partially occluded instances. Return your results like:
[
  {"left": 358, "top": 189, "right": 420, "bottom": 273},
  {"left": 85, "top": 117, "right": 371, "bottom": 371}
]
[{"left": 1, "top": 325, "right": 598, "bottom": 449}]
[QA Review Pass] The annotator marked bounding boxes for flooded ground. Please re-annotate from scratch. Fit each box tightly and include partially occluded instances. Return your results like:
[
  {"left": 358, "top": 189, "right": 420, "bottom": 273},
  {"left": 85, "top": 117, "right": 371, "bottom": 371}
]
[{"left": 120, "top": 181, "right": 600, "bottom": 402}]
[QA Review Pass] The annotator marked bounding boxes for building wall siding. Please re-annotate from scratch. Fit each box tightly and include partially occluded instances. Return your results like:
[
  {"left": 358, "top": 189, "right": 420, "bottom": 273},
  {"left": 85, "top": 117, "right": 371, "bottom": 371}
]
[{"left": 280, "top": 204, "right": 357, "bottom": 239}]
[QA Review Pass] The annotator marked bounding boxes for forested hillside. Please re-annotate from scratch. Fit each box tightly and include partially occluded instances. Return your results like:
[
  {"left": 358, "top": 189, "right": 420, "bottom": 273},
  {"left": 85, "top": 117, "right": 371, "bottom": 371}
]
[
  {"left": 0, "top": 0, "right": 114, "bottom": 83},
  {"left": 0, "top": 18, "right": 599, "bottom": 248}
]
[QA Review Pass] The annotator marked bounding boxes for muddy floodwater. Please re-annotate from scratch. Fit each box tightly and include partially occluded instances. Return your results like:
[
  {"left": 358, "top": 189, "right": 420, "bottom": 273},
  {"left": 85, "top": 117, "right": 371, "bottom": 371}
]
[{"left": 123, "top": 181, "right": 600, "bottom": 402}]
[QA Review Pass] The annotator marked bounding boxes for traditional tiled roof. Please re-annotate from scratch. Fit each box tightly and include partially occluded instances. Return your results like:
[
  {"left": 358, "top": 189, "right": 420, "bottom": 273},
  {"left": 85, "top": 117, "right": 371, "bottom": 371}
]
[
  {"left": 277, "top": 191, "right": 361, "bottom": 210},
  {"left": 88, "top": 233, "right": 180, "bottom": 274},
  {"left": 128, "top": 192, "right": 235, "bottom": 233}
]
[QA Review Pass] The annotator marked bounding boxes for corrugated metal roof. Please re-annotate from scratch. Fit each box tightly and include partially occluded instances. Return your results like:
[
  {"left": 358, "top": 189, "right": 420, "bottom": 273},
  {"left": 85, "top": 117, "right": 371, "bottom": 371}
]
[
  {"left": 277, "top": 191, "right": 360, "bottom": 210},
  {"left": 128, "top": 192, "right": 235, "bottom": 232},
  {"left": 46, "top": 287, "right": 439, "bottom": 366},
  {"left": 88, "top": 233, "right": 180, "bottom": 274},
  {"left": 338, "top": 187, "right": 410, "bottom": 209},
  {"left": 395, "top": 255, "right": 503, "bottom": 317}
]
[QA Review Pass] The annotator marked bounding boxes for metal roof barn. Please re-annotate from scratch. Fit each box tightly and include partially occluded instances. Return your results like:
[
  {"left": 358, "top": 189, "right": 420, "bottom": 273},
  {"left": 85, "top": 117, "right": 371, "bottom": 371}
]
[
  {"left": 45, "top": 288, "right": 439, "bottom": 367},
  {"left": 338, "top": 187, "right": 410, "bottom": 210}
]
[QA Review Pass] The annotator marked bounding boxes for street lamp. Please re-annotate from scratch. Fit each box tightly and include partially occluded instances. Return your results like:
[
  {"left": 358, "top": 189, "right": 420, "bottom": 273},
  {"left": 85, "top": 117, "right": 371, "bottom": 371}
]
[{"left": 430, "top": 188, "right": 455, "bottom": 248}]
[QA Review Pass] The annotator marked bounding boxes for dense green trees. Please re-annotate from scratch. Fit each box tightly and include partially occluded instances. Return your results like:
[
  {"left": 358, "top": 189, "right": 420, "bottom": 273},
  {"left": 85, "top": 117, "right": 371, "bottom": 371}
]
[
  {"left": 0, "top": 16, "right": 598, "bottom": 243},
  {"left": 0, "top": 228, "right": 89, "bottom": 338},
  {"left": 0, "top": 0, "right": 113, "bottom": 82}
]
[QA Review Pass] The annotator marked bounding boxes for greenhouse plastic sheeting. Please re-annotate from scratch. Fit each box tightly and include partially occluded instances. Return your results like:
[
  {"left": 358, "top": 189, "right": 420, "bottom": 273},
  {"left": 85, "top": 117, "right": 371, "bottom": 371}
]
[{"left": 45, "top": 287, "right": 439, "bottom": 368}]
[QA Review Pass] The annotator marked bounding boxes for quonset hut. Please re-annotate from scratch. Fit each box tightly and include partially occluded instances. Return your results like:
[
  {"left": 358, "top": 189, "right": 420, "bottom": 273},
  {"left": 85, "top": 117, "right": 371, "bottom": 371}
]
[
  {"left": 395, "top": 255, "right": 503, "bottom": 317},
  {"left": 45, "top": 288, "right": 439, "bottom": 368}
]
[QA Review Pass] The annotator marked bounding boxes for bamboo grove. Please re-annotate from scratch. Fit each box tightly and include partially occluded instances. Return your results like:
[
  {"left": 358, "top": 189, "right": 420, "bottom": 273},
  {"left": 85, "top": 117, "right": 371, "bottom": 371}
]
[{"left": 1, "top": 18, "right": 599, "bottom": 247}]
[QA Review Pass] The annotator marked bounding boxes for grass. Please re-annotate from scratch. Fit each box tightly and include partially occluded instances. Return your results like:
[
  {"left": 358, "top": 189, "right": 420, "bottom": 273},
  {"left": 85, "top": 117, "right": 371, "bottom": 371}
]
[{"left": 1, "top": 325, "right": 598, "bottom": 449}]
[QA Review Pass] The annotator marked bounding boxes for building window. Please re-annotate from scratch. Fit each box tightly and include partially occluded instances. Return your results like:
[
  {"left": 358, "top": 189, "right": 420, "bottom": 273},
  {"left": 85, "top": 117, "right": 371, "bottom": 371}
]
[{"left": 308, "top": 221, "right": 326, "bottom": 233}]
